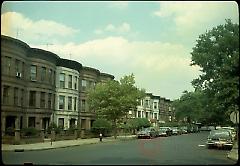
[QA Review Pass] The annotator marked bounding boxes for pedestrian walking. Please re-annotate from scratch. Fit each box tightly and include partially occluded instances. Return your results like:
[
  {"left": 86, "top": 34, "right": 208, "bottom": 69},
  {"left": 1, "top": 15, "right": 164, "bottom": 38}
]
[{"left": 99, "top": 133, "right": 103, "bottom": 142}]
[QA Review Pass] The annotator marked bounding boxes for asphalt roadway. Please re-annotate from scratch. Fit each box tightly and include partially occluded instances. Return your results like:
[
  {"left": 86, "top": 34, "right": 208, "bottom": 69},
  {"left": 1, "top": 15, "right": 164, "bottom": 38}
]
[{"left": 2, "top": 131, "right": 237, "bottom": 165}]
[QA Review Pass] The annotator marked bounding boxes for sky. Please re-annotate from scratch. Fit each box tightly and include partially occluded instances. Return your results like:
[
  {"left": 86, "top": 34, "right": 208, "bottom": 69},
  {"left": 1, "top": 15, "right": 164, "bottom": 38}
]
[{"left": 1, "top": 1, "right": 239, "bottom": 100}]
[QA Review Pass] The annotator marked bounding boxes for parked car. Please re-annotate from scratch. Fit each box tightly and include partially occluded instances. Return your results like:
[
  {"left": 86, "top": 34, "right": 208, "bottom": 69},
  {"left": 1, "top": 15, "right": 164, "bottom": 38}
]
[
  {"left": 158, "top": 128, "right": 169, "bottom": 137},
  {"left": 137, "top": 127, "right": 158, "bottom": 139},
  {"left": 171, "top": 127, "right": 181, "bottom": 135},
  {"left": 180, "top": 126, "right": 188, "bottom": 134},
  {"left": 159, "top": 127, "right": 173, "bottom": 136},
  {"left": 206, "top": 129, "right": 233, "bottom": 150},
  {"left": 219, "top": 127, "right": 236, "bottom": 140}
]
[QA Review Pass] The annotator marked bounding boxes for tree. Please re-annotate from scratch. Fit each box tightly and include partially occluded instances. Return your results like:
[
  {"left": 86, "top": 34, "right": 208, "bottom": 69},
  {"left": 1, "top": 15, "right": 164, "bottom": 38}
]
[
  {"left": 88, "top": 74, "right": 145, "bottom": 139},
  {"left": 173, "top": 90, "right": 205, "bottom": 124},
  {"left": 127, "top": 118, "right": 151, "bottom": 134},
  {"left": 91, "top": 119, "right": 112, "bottom": 136},
  {"left": 191, "top": 19, "right": 239, "bottom": 115}
]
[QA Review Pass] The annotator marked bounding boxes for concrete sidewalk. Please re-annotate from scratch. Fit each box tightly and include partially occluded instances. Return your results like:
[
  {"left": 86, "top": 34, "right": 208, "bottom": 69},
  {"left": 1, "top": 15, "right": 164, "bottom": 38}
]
[
  {"left": 2, "top": 135, "right": 136, "bottom": 152},
  {"left": 227, "top": 141, "right": 238, "bottom": 162}
]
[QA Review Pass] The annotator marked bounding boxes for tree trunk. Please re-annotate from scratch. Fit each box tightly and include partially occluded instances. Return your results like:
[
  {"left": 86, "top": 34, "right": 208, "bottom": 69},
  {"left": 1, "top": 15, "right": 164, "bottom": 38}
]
[{"left": 113, "top": 119, "right": 117, "bottom": 139}]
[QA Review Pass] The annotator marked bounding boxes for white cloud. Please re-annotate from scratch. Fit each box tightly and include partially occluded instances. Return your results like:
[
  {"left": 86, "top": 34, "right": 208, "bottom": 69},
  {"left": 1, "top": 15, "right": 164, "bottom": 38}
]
[
  {"left": 1, "top": 12, "right": 79, "bottom": 44},
  {"left": 153, "top": 1, "right": 239, "bottom": 41},
  {"left": 32, "top": 36, "right": 201, "bottom": 99},
  {"left": 95, "top": 22, "right": 131, "bottom": 35}
]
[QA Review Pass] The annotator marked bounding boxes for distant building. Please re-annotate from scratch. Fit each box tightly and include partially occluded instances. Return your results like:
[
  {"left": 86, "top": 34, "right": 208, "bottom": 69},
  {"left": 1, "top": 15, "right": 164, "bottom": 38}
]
[{"left": 130, "top": 93, "right": 175, "bottom": 127}]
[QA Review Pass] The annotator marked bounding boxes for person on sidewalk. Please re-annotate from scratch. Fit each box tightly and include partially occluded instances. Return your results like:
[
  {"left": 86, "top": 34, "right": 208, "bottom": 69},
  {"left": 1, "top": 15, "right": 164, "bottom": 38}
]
[{"left": 99, "top": 133, "right": 103, "bottom": 142}]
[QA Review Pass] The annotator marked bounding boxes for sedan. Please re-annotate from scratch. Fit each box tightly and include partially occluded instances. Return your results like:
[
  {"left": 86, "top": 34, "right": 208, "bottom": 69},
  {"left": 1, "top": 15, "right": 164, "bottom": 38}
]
[
  {"left": 171, "top": 127, "right": 181, "bottom": 135},
  {"left": 159, "top": 127, "right": 173, "bottom": 136},
  {"left": 137, "top": 127, "right": 158, "bottom": 139},
  {"left": 206, "top": 129, "right": 233, "bottom": 150},
  {"left": 158, "top": 128, "right": 169, "bottom": 137}
]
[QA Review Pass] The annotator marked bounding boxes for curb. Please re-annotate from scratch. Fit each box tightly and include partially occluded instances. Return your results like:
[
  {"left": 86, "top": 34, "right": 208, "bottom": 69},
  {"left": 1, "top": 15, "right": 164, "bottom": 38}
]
[{"left": 2, "top": 136, "right": 136, "bottom": 152}]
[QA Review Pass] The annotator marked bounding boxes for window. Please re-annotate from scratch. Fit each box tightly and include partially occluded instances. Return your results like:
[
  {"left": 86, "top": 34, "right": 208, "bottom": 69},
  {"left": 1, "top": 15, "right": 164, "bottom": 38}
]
[
  {"left": 14, "top": 87, "right": 18, "bottom": 106},
  {"left": 146, "top": 112, "right": 149, "bottom": 118},
  {"left": 154, "top": 113, "right": 158, "bottom": 120},
  {"left": 20, "top": 89, "right": 24, "bottom": 106},
  {"left": 29, "top": 91, "right": 36, "bottom": 107},
  {"left": 15, "top": 59, "right": 20, "bottom": 73},
  {"left": 48, "top": 69, "right": 52, "bottom": 84},
  {"left": 28, "top": 117, "right": 36, "bottom": 127},
  {"left": 81, "top": 99, "right": 86, "bottom": 111},
  {"left": 5, "top": 56, "right": 11, "bottom": 75},
  {"left": 40, "top": 92, "right": 45, "bottom": 108},
  {"left": 138, "top": 111, "right": 141, "bottom": 118},
  {"left": 53, "top": 71, "right": 56, "bottom": 85},
  {"left": 68, "top": 75, "right": 72, "bottom": 89},
  {"left": 22, "top": 62, "right": 25, "bottom": 78},
  {"left": 58, "top": 118, "right": 64, "bottom": 129},
  {"left": 3, "top": 86, "right": 10, "bottom": 104},
  {"left": 48, "top": 93, "right": 52, "bottom": 109},
  {"left": 74, "top": 97, "right": 77, "bottom": 111},
  {"left": 74, "top": 76, "right": 77, "bottom": 89},
  {"left": 145, "top": 100, "right": 149, "bottom": 107},
  {"left": 59, "top": 95, "right": 65, "bottom": 109},
  {"left": 68, "top": 96, "right": 72, "bottom": 110},
  {"left": 59, "top": 73, "right": 65, "bottom": 88},
  {"left": 154, "top": 102, "right": 158, "bottom": 109},
  {"left": 82, "top": 80, "right": 87, "bottom": 91},
  {"left": 41, "top": 67, "right": 46, "bottom": 82},
  {"left": 30, "top": 65, "right": 37, "bottom": 81}
]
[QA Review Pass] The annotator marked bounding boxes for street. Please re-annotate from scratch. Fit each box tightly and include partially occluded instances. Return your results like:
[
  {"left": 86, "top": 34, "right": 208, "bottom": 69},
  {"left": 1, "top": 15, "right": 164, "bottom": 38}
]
[{"left": 2, "top": 131, "right": 236, "bottom": 165}]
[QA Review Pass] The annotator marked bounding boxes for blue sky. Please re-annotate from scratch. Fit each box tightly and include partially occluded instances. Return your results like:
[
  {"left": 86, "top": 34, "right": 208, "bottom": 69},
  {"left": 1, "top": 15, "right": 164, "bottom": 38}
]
[{"left": 1, "top": 1, "right": 239, "bottom": 100}]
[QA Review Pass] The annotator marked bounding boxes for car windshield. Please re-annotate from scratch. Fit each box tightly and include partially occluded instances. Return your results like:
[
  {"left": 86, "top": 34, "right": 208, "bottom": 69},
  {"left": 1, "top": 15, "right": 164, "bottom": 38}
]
[
  {"left": 209, "top": 130, "right": 230, "bottom": 138},
  {"left": 141, "top": 128, "right": 151, "bottom": 132}
]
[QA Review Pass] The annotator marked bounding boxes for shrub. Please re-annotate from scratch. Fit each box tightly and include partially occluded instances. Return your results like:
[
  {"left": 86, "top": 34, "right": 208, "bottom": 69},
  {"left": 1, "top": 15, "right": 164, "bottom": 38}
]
[
  {"left": 21, "top": 127, "right": 38, "bottom": 136},
  {"left": 5, "top": 127, "right": 15, "bottom": 136}
]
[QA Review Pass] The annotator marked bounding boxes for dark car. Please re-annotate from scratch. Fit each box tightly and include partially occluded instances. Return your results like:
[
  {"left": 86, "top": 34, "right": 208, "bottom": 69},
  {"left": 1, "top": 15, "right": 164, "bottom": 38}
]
[
  {"left": 159, "top": 127, "right": 172, "bottom": 136},
  {"left": 137, "top": 127, "right": 158, "bottom": 139},
  {"left": 206, "top": 129, "right": 233, "bottom": 150}
]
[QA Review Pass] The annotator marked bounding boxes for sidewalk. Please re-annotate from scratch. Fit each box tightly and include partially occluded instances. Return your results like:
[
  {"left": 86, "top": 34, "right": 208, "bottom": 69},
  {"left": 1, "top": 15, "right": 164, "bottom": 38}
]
[
  {"left": 227, "top": 140, "right": 238, "bottom": 162},
  {"left": 1, "top": 135, "right": 136, "bottom": 152}
]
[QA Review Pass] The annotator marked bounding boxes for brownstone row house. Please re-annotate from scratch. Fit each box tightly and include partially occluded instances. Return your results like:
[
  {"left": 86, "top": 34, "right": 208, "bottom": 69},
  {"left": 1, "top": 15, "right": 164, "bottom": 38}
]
[{"left": 1, "top": 35, "right": 114, "bottom": 137}]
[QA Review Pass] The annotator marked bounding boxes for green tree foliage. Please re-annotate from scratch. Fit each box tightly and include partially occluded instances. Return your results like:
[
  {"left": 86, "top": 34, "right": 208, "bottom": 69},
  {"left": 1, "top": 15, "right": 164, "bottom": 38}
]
[
  {"left": 173, "top": 90, "right": 205, "bottom": 124},
  {"left": 191, "top": 19, "right": 239, "bottom": 114},
  {"left": 91, "top": 119, "right": 112, "bottom": 136},
  {"left": 88, "top": 74, "right": 145, "bottom": 139},
  {"left": 128, "top": 118, "right": 151, "bottom": 131}
]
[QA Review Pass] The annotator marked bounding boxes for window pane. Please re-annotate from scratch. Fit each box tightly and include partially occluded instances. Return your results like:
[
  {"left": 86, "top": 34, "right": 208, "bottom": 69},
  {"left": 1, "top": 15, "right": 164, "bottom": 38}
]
[
  {"left": 74, "top": 76, "right": 77, "bottom": 89},
  {"left": 68, "top": 96, "right": 72, "bottom": 110},
  {"left": 40, "top": 92, "right": 45, "bottom": 108},
  {"left": 49, "top": 69, "right": 52, "bottom": 84},
  {"left": 48, "top": 93, "right": 52, "bottom": 109},
  {"left": 60, "top": 73, "right": 65, "bottom": 88},
  {"left": 28, "top": 117, "right": 36, "bottom": 127},
  {"left": 29, "top": 91, "right": 36, "bottom": 107},
  {"left": 41, "top": 67, "right": 46, "bottom": 81},
  {"left": 59, "top": 95, "right": 65, "bottom": 109},
  {"left": 14, "top": 87, "right": 18, "bottom": 106},
  {"left": 30, "top": 65, "right": 37, "bottom": 81},
  {"left": 82, "top": 99, "right": 85, "bottom": 111},
  {"left": 68, "top": 75, "right": 72, "bottom": 89},
  {"left": 15, "top": 59, "right": 20, "bottom": 73},
  {"left": 74, "top": 97, "right": 77, "bottom": 111}
]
